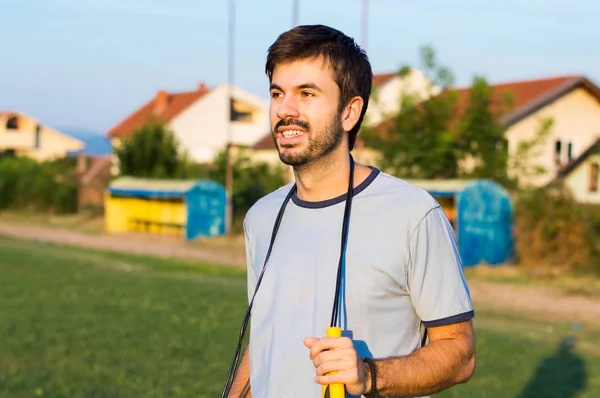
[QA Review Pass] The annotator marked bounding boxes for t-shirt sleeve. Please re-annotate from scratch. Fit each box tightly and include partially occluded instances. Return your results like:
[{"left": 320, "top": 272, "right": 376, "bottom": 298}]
[
  {"left": 243, "top": 219, "right": 256, "bottom": 305},
  {"left": 407, "top": 206, "right": 474, "bottom": 328}
]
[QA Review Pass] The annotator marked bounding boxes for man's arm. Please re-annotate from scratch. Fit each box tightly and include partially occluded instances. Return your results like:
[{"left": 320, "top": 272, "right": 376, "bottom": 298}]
[
  {"left": 308, "top": 320, "right": 475, "bottom": 397},
  {"left": 227, "top": 346, "right": 252, "bottom": 398},
  {"left": 364, "top": 320, "right": 476, "bottom": 397}
]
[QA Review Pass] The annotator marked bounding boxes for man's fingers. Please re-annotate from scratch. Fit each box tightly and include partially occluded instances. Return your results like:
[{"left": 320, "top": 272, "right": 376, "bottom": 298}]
[
  {"left": 315, "top": 358, "right": 355, "bottom": 376},
  {"left": 314, "top": 369, "right": 360, "bottom": 385},
  {"left": 303, "top": 337, "right": 318, "bottom": 348},
  {"left": 313, "top": 347, "right": 356, "bottom": 367},
  {"left": 309, "top": 337, "right": 353, "bottom": 359}
]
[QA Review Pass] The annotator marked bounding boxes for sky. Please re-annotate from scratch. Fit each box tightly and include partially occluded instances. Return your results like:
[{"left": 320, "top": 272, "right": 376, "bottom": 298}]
[{"left": 1, "top": 0, "right": 599, "bottom": 135}]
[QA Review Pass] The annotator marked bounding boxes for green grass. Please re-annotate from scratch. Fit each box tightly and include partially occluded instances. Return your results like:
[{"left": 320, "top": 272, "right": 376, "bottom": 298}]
[
  {"left": 0, "top": 236, "right": 247, "bottom": 398},
  {"left": 0, "top": 236, "right": 599, "bottom": 397}
]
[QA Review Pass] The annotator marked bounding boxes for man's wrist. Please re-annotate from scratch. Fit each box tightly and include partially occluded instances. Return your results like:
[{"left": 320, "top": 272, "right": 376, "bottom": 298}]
[{"left": 362, "top": 357, "right": 378, "bottom": 397}]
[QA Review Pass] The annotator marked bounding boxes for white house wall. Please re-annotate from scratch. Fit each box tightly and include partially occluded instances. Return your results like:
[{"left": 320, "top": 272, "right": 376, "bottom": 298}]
[
  {"left": 169, "top": 83, "right": 270, "bottom": 163},
  {"left": 365, "top": 68, "right": 437, "bottom": 127},
  {"left": 564, "top": 154, "right": 600, "bottom": 204},
  {"left": 506, "top": 87, "right": 600, "bottom": 187}
]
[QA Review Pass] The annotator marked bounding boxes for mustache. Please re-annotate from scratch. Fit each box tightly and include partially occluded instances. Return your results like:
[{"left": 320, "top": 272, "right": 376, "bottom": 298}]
[{"left": 275, "top": 118, "right": 311, "bottom": 132}]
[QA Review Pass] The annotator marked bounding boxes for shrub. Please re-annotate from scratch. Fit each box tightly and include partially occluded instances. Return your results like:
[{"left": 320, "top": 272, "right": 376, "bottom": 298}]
[
  {"left": 513, "top": 182, "right": 599, "bottom": 276},
  {"left": 0, "top": 157, "right": 79, "bottom": 214},
  {"left": 203, "top": 148, "right": 286, "bottom": 231}
]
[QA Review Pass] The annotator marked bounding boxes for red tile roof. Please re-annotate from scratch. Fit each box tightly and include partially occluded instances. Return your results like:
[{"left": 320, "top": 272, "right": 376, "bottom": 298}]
[
  {"left": 372, "top": 72, "right": 397, "bottom": 88},
  {"left": 106, "top": 83, "right": 210, "bottom": 138},
  {"left": 449, "top": 75, "right": 581, "bottom": 124},
  {"left": 253, "top": 133, "right": 274, "bottom": 150},
  {"left": 373, "top": 75, "right": 600, "bottom": 136}
]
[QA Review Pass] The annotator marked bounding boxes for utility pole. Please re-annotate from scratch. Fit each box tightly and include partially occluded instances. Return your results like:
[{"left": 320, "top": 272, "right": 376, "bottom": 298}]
[
  {"left": 362, "top": 0, "right": 368, "bottom": 52},
  {"left": 292, "top": 0, "right": 299, "bottom": 27},
  {"left": 225, "top": 0, "right": 235, "bottom": 236}
]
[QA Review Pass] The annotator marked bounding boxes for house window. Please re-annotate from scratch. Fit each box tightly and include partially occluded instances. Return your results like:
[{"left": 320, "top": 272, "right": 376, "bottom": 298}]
[
  {"left": 591, "top": 163, "right": 599, "bottom": 192},
  {"left": 554, "top": 140, "right": 562, "bottom": 165},
  {"left": 567, "top": 142, "right": 573, "bottom": 162},
  {"left": 230, "top": 99, "right": 254, "bottom": 123},
  {"left": 6, "top": 116, "right": 18, "bottom": 130},
  {"left": 35, "top": 125, "right": 41, "bottom": 149}
]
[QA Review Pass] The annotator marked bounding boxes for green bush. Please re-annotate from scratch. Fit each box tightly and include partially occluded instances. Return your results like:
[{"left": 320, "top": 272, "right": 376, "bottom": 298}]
[
  {"left": 0, "top": 157, "right": 79, "bottom": 214},
  {"left": 514, "top": 182, "right": 599, "bottom": 276},
  {"left": 202, "top": 148, "right": 286, "bottom": 230},
  {"left": 114, "top": 120, "right": 191, "bottom": 179}
]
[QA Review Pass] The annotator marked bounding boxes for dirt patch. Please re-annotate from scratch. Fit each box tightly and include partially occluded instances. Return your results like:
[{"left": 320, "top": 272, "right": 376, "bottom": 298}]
[
  {"left": 0, "top": 222, "right": 246, "bottom": 268},
  {"left": 468, "top": 281, "right": 600, "bottom": 329}
]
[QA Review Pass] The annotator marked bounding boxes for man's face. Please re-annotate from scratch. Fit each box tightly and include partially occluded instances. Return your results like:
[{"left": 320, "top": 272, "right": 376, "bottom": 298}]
[{"left": 269, "top": 57, "right": 344, "bottom": 167}]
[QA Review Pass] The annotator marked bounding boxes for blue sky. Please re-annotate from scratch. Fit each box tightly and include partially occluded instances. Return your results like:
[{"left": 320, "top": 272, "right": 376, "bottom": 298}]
[{"left": 1, "top": 0, "right": 599, "bottom": 135}]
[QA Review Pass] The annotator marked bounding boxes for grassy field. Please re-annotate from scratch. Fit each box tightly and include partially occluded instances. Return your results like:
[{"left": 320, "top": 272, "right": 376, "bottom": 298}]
[{"left": 1, "top": 236, "right": 599, "bottom": 397}]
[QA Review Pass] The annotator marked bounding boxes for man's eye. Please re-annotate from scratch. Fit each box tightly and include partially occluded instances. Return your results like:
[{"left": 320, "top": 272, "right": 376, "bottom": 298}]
[
  {"left": 271, "top": 92, "right": 282, "bottom": 98},
  {"left": 302, "top": 91, "right": 314, "bottom": 97}
]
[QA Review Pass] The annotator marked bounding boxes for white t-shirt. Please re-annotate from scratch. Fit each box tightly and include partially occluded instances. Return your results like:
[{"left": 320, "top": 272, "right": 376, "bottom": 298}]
[{"left": 242, "top": 167, "right": 474, "bottom": 397}]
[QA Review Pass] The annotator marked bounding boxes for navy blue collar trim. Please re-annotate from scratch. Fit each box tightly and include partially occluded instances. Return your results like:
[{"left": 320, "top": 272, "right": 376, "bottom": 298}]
[{"left": 291, "top": 166, "right": 380, "bottom": 209}]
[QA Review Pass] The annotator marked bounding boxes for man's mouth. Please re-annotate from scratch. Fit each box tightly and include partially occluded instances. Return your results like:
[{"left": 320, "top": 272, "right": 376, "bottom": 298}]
[{"left": 280, "top": 129, "right": 307, "bottom": 138}]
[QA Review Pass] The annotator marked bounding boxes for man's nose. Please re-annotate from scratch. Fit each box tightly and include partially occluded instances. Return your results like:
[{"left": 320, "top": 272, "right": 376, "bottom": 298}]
[{"left": 276, "top": 95, "right": 300, "bottom": 120}]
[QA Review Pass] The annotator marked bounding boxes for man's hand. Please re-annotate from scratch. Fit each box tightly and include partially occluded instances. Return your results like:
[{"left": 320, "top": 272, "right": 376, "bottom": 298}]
[{"left": 304, "top": 336, "right": 369, "bottom": 396}]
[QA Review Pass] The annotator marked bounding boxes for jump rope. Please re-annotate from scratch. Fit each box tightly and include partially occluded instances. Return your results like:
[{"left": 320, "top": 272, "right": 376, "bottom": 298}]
[{"left": 221, "top": 155, "right": 356, "bottom": 398}]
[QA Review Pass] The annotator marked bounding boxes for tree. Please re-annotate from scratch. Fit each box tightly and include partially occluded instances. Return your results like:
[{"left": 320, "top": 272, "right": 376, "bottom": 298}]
[
  {"left": 456, "top": 76, "right": 513, "bottom": 184},
  {"left": 363, "top": 46, "right": 516, "bottom": 183},
  {"left": 206, "top": 148, "right": 285, "bottom": 228},
  {"left": 114, "top": 119, "right": 191, "bottom": 178},
  {"left": 508, "top": 117, "right": 554, "bottom": 189},
  {"left": 362, "top": 45, "right": 460, "bottom": 179}
]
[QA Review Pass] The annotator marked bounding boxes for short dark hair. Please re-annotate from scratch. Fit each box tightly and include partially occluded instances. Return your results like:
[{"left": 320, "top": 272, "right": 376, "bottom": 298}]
[{"left": 265, "top": 24, "right": 373, "bottom": 151}]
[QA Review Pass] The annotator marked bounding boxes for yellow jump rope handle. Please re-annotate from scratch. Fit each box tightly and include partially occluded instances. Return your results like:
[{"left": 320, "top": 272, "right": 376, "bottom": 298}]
[{"left": 321, "top": 326, "right": 345, "bottom": 398}]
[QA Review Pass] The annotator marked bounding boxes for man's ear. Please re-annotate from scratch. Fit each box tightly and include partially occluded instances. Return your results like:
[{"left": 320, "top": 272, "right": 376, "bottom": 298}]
[{"left": 341, "top": 96, "right": 364, "bottom": 133}]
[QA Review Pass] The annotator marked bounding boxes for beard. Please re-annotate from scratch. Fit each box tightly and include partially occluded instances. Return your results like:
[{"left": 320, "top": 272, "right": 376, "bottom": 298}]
[{"left": 272, "top": 112, "right": 344, "bottom": 167}]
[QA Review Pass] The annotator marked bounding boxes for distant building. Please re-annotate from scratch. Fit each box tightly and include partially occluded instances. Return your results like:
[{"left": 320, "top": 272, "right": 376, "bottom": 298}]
[
  {"left": 74, "top": 154, "right": 112, "bottom": 212},
  {"left": 0, "top": 110, "right": 84, "bottom": 161},
  {"left": 447, "top": 75, "right": 600, "bottom": 188},
  {"left": 360, "top": 74, "right": 600, "bottom": 191},
  {"left": 106, "top": 82, "right": 270, "bottom": 173}
]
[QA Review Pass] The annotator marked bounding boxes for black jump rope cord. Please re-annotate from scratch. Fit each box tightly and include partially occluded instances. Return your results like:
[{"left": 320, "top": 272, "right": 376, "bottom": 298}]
[{"left": 221, "top": 155, "right": 355, "bottom": 398}]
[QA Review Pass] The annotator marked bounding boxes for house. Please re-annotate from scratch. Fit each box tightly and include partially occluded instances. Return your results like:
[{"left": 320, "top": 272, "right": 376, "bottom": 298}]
[
  {"left": 250, "top": 68, "right": 434, "bottom": 175},
  {"left": 74, "top": 154, "right": 113, "bottom": 212},
  {"left": 449, "top": 75, "right": 600, "bottom": 187},
  {"left": 106, "top": 82, "right": 270, "bottom": 171},
  {"left": 362, "top": 74, "right": 600, "bottom": 189},
  {"left": 555, "top": 138, "right": 600, "bottom": 204},
  {"left": 0, "top": 110, "right": 84, "bottom": 161}
]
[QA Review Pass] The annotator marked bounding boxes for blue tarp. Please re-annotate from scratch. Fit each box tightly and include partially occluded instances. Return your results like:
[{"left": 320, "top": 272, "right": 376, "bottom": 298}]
[{"left": 456, "top": 180, "right": 514, "bottom": 266}]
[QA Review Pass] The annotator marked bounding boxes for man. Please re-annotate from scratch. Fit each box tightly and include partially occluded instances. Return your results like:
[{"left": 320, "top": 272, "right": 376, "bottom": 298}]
[{"left": 228, "top": 24, "right": 475, "bottom": 397}]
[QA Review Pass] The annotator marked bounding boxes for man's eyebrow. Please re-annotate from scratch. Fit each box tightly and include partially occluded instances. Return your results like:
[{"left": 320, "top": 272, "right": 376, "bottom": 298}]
[
  {"left": 297, "top": 83, "right": 322, "bottom": 92},
  {"left": 269, "top": 83, "right": 323, "bottom": 92}
]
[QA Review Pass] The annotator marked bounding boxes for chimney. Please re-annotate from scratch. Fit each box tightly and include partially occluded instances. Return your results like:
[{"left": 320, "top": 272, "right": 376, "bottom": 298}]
[
  {"left": 154, "top": 90, "right": 168, "bottom": 112},
  {"left": 77, "top": 154, "right": 88, "bottom": 174},
  {"left": 198, "top": 82, "right": 207, "bottom": 93}
]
